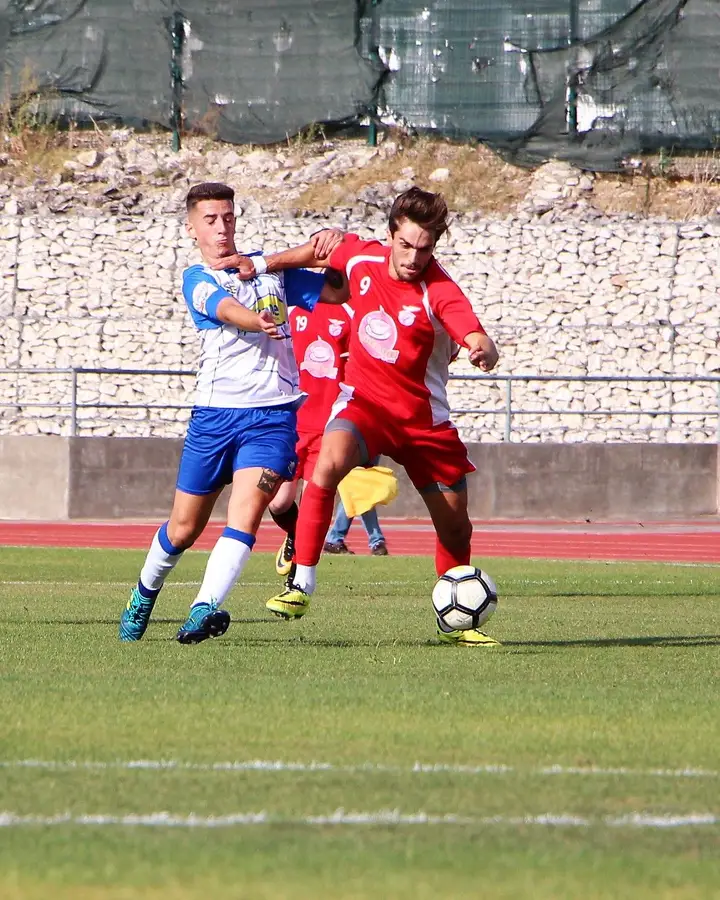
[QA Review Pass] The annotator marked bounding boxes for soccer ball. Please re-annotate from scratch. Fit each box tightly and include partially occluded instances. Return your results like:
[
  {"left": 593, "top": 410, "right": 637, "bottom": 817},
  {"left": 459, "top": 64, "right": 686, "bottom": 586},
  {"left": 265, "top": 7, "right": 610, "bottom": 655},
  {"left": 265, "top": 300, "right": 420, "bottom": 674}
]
[{"left": 432, "top": 566, "right": 498, "bottom": 631}]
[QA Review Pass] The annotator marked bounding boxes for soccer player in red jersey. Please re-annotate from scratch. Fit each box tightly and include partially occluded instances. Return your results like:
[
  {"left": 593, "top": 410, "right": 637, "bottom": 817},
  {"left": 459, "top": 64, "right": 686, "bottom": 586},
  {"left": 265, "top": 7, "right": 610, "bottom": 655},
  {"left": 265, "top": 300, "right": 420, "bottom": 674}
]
[
  {"left": 269, "top": 291, "right": 390, "bottom": 574},
  {"left": 244, "top": 187, "right": 500, "bottom": 645}
]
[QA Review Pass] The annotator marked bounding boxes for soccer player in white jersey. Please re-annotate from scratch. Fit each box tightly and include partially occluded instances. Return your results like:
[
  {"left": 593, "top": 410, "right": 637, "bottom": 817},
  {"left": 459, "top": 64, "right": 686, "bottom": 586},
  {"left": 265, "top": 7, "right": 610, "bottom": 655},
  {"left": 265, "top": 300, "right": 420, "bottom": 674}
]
[{"left": 119, "top": 182, "right": 340, "bottom": 644}]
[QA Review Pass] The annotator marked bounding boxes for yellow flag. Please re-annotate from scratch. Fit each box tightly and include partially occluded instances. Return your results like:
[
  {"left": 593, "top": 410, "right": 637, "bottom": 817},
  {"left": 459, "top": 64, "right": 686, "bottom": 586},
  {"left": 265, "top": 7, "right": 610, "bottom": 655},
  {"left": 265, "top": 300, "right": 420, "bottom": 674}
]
[{"left": 337, "top": 466, "right": 398, "bottom": 517}]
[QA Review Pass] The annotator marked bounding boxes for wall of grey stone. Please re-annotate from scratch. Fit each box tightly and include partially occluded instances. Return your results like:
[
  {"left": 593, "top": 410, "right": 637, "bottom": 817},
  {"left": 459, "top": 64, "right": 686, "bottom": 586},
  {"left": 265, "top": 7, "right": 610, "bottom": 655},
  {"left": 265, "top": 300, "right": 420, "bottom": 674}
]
[{"left": 1, "top": 211, "right": 719, "bottom": 442}]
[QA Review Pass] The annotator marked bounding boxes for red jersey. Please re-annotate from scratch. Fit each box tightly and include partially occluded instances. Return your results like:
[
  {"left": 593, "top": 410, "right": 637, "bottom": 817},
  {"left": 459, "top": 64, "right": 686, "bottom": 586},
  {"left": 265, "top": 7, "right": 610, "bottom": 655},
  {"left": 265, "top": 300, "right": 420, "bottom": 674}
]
[
  {"left": 328, "top": 235, "right": 484, "bottom": 427},
  {"left": 290, "top": 302, "right": 353, "bottom": 434}
]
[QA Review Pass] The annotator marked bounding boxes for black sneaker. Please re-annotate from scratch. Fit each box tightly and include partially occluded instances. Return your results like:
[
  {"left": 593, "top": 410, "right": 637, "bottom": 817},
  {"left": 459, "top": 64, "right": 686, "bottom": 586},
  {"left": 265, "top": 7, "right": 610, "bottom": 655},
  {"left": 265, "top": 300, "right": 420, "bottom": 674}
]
[
  {"left": 371, "top": 542, "right": 389, "bottom": 556},
  {"left": 323, "top": 540, "right": 355, "bottom": 555}
]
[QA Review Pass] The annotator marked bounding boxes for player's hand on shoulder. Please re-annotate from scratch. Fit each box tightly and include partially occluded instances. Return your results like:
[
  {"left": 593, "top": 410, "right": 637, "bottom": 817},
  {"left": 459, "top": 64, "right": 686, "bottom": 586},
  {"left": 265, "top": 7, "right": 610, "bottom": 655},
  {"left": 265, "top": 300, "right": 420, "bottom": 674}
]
[
  {"left": 210, "top": 253, "right": 258, "bottom": 279},
  {"left": 258, "top": 309, "right": 283, "bottom": 340},
  {"left": 311, "top": 228, "right": 344, "bottom": 262}
]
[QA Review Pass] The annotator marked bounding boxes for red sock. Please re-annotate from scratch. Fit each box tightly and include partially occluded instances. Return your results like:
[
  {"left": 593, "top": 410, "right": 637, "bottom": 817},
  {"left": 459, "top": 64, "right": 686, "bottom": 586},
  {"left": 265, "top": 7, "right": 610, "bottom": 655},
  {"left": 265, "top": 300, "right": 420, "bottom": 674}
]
[
  {"left": 435, "top": 536, "right": 471, "bottom": 577},
  {"left": 296, "top": 482, "right": 336, "bottom": 566}
]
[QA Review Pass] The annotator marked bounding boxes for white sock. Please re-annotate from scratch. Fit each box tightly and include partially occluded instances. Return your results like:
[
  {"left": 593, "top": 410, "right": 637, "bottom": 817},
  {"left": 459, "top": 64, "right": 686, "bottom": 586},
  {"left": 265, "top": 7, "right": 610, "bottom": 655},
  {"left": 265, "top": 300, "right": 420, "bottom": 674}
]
[
  {"left": 139, "top": 523, "right": 184, "bottom": 594},
  {"left": 292, "top": 564, "right": 317, "bottom": 595},
  {"left": 192, "top": 534, "right": 253, "bottom": 609}
]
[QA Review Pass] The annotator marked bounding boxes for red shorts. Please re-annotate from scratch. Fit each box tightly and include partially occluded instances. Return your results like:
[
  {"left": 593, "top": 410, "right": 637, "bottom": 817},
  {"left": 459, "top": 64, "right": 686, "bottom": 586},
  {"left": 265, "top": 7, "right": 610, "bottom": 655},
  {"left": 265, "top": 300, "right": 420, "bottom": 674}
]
[
  {"left": 328, "top": 391, "right": 475, "bottom": 491},
  {"left": 295, "top": 430, "right": 323, "bottom": 482}
]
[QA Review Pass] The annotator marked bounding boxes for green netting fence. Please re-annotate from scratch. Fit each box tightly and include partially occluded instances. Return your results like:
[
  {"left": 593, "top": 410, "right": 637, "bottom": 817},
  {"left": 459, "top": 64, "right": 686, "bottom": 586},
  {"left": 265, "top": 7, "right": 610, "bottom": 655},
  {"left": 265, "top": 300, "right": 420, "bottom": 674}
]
[{"left": 0, "top": 0, "right": 718, "bottom": 169}]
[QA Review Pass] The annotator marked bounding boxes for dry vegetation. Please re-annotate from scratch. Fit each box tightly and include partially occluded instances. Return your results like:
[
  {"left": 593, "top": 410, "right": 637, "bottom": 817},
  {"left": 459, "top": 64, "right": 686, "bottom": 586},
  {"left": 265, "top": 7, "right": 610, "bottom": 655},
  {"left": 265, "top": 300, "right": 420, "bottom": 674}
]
[
  {"left": 2, "top": 127, "right": 80, "bottom": 180},
  {"left": 294, "top": 137, "right": 534, "bottom": 215},
  {"left": 221, "top": 127, "right": 720, "bottom": 220},
  {"left": 591, "top": 154, "right": 720, "bottom": 219},
  {"left": 293, "top": 133, "right": 720, "bottom": 220},
  {"left": 0, "top": 76, "right": 81, "bottom": 178},
  {"left": 2, "top": 102, "right": 720, "bottom": 221}
]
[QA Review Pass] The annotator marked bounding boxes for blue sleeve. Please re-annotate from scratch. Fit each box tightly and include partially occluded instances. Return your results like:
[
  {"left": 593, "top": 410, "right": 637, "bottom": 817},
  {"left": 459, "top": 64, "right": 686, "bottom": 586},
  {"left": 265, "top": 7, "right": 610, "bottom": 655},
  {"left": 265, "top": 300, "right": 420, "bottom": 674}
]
[
  {"left": 283, "top": 268, "right": 324, "bottom": 313},
  {"left": 182, "top": 266, "right": 230, "bottom": 329}
]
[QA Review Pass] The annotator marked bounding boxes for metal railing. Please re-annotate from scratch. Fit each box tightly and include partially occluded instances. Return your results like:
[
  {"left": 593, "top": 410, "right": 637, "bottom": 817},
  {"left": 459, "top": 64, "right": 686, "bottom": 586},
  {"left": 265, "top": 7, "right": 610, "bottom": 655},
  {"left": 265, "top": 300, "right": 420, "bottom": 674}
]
[
  {"left": 0, "top": 368, "right": 196, "bottom": 436},
  {"left": 2, "top": 368, "right": 720, "bottom": 441},
  {"left": 449, "top": 373, "right": 720, "bottom": 442}
]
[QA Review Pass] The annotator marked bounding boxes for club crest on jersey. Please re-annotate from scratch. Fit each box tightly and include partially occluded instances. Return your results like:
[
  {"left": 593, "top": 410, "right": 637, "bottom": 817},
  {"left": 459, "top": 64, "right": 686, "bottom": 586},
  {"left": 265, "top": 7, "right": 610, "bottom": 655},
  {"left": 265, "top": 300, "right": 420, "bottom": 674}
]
[
  {"left": 191, "top": 281, "right": 216, "bottom": 314},
  {"left": 398, "top": 305, "right": 422, "bottom": 326},
  {"left": 358, "top": 308, "right": 399, "bottom": 363},
  {"left": 328, "top": 319, "right": 345, "bottom": 338},
  {"left": 300, "top": 337, "right": 338, "bottom": 379}
]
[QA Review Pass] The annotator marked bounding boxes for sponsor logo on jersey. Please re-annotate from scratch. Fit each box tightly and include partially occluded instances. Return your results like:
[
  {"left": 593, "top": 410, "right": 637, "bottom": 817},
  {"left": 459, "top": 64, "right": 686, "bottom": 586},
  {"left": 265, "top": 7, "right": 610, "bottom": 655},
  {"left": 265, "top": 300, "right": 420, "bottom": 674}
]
[
  {"left": 358, "top": 308, "right": 399, "bottom": 363},
  {"left": 255, "top": 293, "right": 287, "bottom": 326},
  {"left": 300, "top": 338, "right": 338, "bottom": 379}
]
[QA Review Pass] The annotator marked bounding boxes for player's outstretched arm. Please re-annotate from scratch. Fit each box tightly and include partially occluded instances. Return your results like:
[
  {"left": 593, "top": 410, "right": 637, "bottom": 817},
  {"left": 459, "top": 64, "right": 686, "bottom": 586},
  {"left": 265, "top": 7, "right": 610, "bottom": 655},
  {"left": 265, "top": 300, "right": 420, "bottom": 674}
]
[
  {"left": 262, "top": 229, "right": 343, "bottom": 275},
  {"left": 264, "top": 240, "right": 326, "bottom": 273},
  {"left": 214, "top": 230, "right": 344, "bottom": 279},
  {"left": 466, "top": 331, "right": 499, "bottom": 372}
]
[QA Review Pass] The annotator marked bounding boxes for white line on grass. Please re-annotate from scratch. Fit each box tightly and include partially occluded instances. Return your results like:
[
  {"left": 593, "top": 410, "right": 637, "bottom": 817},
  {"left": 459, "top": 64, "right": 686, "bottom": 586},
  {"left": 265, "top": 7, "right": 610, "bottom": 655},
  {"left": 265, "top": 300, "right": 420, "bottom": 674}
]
[
  {"left": 2, "top": 549, "right": 719, "bottom": 565},
  {"left": 0, "top": 810, "right": 716, "bottom": 829},
  {"left": 4, "top": 560, "right": 720, "bottom": 588},
  {"left": 1, "top": 580, "right": 423, "bottom": 588},
  {"left": 1, "top": 759, "right": 717, "bottom": 779}
]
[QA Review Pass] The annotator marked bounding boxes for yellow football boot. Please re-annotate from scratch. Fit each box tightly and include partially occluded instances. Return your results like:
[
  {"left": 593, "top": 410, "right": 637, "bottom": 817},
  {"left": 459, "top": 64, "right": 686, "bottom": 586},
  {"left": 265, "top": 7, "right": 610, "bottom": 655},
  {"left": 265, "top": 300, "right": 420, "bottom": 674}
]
[
  {"left": 266, "top": 585, "right": 311, "bottom": 620},
  {"left": 436, "top": 626, "right": 501, "bottom": 646},
  {"left": 275, "top": 534, "right": 295, "bottom": 577}
]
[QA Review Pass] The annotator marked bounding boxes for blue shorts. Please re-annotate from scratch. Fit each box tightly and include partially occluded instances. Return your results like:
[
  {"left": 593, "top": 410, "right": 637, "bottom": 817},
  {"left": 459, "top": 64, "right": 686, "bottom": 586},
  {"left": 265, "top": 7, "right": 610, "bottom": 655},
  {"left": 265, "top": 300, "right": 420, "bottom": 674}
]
[{"left": 176, "top": 405, "right": 298, "bottom": 495}]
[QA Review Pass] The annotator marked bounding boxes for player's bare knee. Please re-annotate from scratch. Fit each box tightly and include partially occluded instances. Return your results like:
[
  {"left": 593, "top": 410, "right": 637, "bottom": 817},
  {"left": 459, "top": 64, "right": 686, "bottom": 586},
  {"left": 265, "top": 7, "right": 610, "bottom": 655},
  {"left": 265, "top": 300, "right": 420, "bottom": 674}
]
[
  {"left": 312, "top": 460, "right": 344, "bottom": 490},
  {"left": 166, "top": 521, "right": 200, "bottom": 550},
  {"left": 313, "top": 449, "right": 352, "bottom": 490},
  {"left": 268, "top": 496, "right": 291, "bottom": 516}
]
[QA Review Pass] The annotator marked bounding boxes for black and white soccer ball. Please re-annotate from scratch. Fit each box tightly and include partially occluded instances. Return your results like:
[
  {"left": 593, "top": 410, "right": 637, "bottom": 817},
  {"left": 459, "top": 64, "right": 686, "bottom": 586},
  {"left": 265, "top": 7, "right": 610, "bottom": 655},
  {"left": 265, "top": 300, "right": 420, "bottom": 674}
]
[{"left": 432, "top": 566, "right": 498, "bottom": 631}]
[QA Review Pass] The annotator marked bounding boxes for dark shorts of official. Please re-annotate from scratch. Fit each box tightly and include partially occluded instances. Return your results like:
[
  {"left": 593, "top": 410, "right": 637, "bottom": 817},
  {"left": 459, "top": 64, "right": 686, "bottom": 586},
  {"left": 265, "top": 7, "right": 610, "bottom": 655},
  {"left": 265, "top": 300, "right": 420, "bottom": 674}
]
[
  {"left": 326, "top": 387, "right": 475, "bottom": 492},
  {"left": 176, "top": 405, "right": 298, "bottom": 496}
]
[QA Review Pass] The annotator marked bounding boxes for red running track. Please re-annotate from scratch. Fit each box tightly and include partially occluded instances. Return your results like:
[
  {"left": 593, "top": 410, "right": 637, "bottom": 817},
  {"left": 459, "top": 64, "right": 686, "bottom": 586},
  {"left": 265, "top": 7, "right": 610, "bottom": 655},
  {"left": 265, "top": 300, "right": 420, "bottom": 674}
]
[{"left": 1, "top": 519, "right": 719, "bottom": 563}]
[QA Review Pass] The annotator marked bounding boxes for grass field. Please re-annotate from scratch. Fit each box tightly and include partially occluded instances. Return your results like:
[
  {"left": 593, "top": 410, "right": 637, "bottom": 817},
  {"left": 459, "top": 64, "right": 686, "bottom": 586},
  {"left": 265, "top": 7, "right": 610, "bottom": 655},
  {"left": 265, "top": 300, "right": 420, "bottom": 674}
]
[{"left": 1, "top": 546, "right": 719, "bottom": 899}]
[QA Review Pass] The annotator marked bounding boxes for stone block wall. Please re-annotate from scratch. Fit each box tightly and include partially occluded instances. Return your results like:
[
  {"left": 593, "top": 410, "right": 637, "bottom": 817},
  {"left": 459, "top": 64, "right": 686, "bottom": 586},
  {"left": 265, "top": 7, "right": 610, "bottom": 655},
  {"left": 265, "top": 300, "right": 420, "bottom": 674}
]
[{"left": 1, "top": 211, "right": 719, "bottom": 442}]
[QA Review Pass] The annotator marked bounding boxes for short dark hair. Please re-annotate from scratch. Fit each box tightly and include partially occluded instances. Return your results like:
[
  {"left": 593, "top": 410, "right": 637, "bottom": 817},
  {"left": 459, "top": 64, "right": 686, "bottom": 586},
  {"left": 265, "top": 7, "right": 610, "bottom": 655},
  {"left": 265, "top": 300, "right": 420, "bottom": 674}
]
[
  {"left": 388, "top": 187, "right": 449, "bottom": 239},
  {"left": 186, "top": 182, "right": 234, "bottom": 212}
]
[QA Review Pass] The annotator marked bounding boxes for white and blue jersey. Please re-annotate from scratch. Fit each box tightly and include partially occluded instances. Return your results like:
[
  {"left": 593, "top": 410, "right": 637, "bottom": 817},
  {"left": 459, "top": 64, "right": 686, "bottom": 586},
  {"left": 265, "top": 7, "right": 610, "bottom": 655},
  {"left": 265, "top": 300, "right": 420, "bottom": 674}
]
[
  {"left": 182, "top": 258, "right": 322, "bottom": 408},
  {"left": 177, "top": 255, "right": 325, "bottom": 493}
]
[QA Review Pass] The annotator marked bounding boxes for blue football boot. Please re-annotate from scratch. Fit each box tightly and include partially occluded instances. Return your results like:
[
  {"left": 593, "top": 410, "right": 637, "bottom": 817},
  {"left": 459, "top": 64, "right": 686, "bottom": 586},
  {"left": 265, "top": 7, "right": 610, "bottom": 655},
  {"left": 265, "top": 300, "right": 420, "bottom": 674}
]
[
  {"left": 119, "top": 586, "right": 156, "bottom": 642},
  {"left": 176, "top": 601, "right": 231, "bottom": 645}
]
